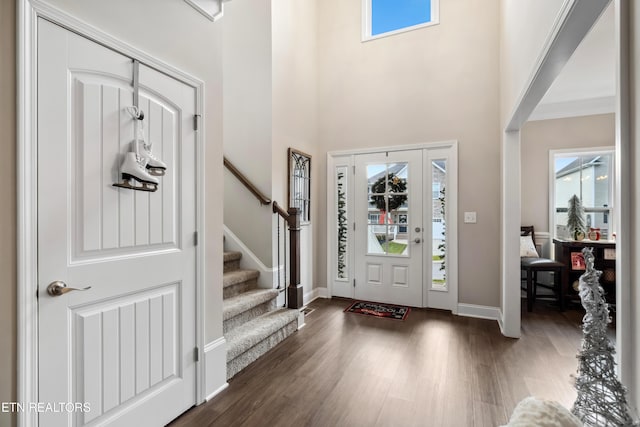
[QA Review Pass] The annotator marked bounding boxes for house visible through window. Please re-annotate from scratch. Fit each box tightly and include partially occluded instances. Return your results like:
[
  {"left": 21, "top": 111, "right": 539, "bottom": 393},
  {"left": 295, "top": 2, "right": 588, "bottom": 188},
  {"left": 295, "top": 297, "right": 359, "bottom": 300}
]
[
  {"left": 363, "top": 0, "right": 439, "bottom": 41},
  {"left": 551, "top": 150, "right": 614, "bottom": 240}
]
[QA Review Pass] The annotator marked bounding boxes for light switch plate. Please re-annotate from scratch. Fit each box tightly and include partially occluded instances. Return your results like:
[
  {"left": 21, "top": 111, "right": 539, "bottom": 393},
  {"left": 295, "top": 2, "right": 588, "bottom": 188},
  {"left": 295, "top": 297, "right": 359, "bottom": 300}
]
[{"left": 464, "top": 212, "right": 477, "bottom": 223}]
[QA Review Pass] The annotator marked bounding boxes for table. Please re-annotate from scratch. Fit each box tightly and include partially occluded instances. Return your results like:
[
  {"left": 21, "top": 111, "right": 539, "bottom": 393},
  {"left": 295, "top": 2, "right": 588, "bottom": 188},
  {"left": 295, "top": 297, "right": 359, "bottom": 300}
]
[{"left": 553, "top": 238, "right": 616, "bottom": 308}]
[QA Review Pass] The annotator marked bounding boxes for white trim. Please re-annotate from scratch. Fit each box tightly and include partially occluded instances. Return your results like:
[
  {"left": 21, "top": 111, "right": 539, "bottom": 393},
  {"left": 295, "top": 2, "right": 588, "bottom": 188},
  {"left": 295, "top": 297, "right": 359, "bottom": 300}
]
[
  {"left": 18, "top": 3, "right": 208, "bottom": 424},
  {"left": 184, "top": 0, "right": 225, "bottom": 22},
  {"left": 614, "top": 0, "right": 634, "bottom": 411},
  {"left": 327, "top": 140, "right": 458, "bottom": 157},
  {"left": 204, "top": 337, "right": 228, "bottom": 401},
  {"left": 223, "top": 225, "right": 280, "bottom": 289},
  {"left": 17, "top": 3, "right": 38, "bottom": 426},
  {"left": 361, "top": 0, "right": 440, "bottom": 42},
  {"left": 548, "top": 146, "right": 616, "bottom": 248},
  {"left": 457, "top": 304, "right": 501, "bottom": 322},
  {"left": 497, "top": 310, "right": 507, "bottom": 336},
  {"left": 304, "top": 287, "right": 328, "bottom": 306},
  {"left": 501, "top": 131, "right": 522, "bottom": 339},
  {"left": 327, "top": 141, "right": 458, "bottom": 312},
  {"left": 529, "top": 96, "right": 616, "bottom": 121}
]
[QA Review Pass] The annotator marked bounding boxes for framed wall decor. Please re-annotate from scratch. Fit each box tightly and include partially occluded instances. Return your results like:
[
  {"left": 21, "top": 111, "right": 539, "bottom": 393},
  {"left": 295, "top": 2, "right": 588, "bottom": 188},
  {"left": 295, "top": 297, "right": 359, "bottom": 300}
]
[{"left": 288, "top": 148, "right": 312, "bottom": 223}]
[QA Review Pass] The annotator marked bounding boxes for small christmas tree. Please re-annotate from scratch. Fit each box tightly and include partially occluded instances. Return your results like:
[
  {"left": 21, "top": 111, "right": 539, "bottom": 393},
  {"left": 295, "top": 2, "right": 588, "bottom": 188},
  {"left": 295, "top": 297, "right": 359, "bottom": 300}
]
[
  {"left": 572, "top": 247, "right": 638, "bottom": 426},
  {"left": 567, "top": 194, "right": 586, "bottom": 240}
]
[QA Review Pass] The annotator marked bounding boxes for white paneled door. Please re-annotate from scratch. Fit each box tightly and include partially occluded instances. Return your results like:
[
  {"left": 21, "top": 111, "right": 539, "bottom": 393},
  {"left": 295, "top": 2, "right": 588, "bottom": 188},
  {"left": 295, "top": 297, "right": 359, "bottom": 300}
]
[
  {"left": 37, "top": 20, "right": 198, "bottom": 426},
  {"left": 354, "top": 151, "right": 423, "bottom": 306}
]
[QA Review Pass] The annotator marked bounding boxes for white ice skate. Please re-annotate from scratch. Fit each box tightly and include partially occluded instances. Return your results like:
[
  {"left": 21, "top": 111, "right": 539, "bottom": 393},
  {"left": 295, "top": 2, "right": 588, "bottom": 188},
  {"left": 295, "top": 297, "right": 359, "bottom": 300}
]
[
  {"left": 113, "top": 152, "right": 159, "bottom": 192},
  {"left": 138, "top": 140, "right": 167, "bottom": 176}
]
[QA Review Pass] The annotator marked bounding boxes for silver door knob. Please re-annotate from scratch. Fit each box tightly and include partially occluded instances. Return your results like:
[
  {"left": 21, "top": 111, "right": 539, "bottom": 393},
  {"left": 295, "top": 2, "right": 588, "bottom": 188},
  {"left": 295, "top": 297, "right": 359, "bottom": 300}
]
[
  {"left": 414, "top": 238, "right": 421, "bottom": 243},
  {"left": 47, "top": 281, "right": 92, "bottom": 296}
]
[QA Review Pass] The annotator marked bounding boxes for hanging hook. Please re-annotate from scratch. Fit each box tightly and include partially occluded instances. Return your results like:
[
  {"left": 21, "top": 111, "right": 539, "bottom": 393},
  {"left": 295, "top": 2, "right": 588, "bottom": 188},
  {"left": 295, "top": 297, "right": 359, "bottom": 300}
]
[{"left": 132, "top": 60, "right": 144, "bottom": 120}]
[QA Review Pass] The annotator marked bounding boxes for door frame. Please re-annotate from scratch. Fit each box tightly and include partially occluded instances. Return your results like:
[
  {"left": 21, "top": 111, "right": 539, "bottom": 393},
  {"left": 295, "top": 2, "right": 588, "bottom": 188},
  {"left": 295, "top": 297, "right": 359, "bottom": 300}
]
[
  {"left": 17, "top": 2, "right": 207, "bottom": 425},
  {"left": 500, "top": 0, "right": 633, "bottom": 398},
  {"left": 326, "top": 140, "right": 458, "bottom": 312}
]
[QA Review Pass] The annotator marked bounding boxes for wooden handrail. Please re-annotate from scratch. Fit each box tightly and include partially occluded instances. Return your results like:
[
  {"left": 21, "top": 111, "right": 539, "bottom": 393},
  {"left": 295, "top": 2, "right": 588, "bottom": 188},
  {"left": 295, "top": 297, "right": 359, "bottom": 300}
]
[
  {"left": 272, "top": 201, "right": 290, "bottom": 221},
  {"left": 224, "top": 157, "right": 271, "bottom": 205}
]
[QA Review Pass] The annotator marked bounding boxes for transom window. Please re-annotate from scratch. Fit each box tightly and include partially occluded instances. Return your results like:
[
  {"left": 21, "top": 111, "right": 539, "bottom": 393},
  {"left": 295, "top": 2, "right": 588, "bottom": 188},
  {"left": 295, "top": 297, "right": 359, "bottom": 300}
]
[{"left": 363, "top": 0, "right": 440, "bottom": 41}]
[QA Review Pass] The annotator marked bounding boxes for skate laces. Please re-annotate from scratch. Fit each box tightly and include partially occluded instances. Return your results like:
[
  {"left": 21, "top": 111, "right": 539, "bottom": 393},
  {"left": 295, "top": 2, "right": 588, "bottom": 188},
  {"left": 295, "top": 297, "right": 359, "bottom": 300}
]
[{"left": 141, "top": 141, "right": 160, "bottom": 161}]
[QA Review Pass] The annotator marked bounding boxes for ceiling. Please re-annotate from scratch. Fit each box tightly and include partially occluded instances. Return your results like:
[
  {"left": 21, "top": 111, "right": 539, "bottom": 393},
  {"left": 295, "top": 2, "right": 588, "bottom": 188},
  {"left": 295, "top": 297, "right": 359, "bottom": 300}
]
[{"left": 530, "top": 2, "right": 615, "bottom": 121}]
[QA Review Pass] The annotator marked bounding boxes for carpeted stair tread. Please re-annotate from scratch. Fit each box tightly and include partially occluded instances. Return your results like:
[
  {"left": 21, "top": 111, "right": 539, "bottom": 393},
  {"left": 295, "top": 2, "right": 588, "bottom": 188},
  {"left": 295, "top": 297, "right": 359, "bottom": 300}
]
[
  {"left": 223, "top": 251, "right": 242, "bottom": 262},
  {"left": 223, "top": 269, "right": 259, "bottom": 289},
  {"left": 223, "top": 289, "right": 279, "bottom": 321},
  {"left": 225, "top": 308, "right": 299, "bottom": 361}
]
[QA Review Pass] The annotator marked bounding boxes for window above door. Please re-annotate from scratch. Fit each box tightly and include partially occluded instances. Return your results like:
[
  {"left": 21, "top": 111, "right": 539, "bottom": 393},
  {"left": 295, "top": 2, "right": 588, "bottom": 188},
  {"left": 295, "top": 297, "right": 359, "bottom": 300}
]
[{"left": 362, "top": 0, "right": 440, "bottom": 42}]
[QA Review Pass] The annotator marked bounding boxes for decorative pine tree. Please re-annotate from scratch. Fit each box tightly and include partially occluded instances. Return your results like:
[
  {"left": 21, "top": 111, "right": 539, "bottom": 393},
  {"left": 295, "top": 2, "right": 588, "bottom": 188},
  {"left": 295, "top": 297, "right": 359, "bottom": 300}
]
[
  {"left": 337, "top": 172, "right": 348, "bottom": 278},
  {"left": 572, "top": 247, "right": 638, "bottom": 427},
  {"left": 437, "top": 186, "right": 446, "bottom": 276},
  {"left": 567, "top": 194, "right": 586, "bottom": 240}
]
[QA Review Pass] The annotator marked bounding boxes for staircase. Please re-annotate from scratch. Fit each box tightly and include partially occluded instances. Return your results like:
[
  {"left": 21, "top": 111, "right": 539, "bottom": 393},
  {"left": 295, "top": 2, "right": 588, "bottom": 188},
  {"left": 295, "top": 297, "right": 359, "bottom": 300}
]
[{"left": 223, "top": 250, "right": 299, "bottom": 379}]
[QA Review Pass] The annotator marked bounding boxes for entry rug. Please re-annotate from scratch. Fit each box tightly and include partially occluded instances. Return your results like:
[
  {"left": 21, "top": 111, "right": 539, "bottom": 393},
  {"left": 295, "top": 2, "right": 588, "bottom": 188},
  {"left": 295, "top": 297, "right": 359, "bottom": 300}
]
[{"left": 344, "top": 301, "right": 410, "bottom": 321}]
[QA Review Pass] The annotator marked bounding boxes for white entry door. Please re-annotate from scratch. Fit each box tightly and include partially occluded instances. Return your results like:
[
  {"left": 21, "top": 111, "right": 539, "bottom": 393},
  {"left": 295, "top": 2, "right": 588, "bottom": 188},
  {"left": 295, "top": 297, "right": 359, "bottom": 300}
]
[
  {"left": 37, "top": 19, "right": 198, "bottom": 426},
  {"left": 354, "top": 151, "right": 423, "bottom": 306}
]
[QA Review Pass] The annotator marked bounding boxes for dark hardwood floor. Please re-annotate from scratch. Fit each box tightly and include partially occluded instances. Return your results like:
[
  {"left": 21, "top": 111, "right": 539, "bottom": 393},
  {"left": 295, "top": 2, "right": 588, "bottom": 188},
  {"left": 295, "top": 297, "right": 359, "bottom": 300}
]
[{"left": 170, "top": 298, "right": 596, "bottom": 427}]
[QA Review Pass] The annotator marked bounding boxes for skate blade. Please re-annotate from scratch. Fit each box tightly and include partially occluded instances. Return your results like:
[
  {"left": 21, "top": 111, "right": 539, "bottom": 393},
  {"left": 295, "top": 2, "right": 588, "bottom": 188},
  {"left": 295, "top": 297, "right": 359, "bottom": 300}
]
[
  {"left": 112, "top": 180, "right": 157, "bottom": 192},
  {"left": 147, "top": 167, "right": 166, "bottom": 177}
]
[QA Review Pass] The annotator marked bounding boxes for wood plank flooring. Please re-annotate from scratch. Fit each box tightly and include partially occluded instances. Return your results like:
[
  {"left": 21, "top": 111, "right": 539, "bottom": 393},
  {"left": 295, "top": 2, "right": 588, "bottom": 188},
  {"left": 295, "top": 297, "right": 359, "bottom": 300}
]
[{"left": 170, "top": 298, "right": 594, "bottom": 427}]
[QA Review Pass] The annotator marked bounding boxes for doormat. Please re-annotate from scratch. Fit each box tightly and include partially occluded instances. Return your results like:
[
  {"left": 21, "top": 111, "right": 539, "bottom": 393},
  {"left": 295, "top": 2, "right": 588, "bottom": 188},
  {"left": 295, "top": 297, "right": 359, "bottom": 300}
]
[{"left": 344, "top": 301, "right": 410, "bottom": 321}]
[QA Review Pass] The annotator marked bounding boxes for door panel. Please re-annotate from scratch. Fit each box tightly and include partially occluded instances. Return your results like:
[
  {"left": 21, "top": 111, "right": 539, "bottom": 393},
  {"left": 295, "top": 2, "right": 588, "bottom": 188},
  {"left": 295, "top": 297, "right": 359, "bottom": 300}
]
[
  {"left": 38, "top": 19, "right": 196, "bottom": 426},
  {"left": 354, "top": 151, "right": 423, "bottom": 306}
]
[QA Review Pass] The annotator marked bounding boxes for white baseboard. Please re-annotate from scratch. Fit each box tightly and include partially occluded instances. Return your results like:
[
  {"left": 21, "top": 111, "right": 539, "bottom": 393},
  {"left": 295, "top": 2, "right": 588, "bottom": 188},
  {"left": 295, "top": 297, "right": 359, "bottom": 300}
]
[
  {"left": 223, "top": 225, "right": 281, "bottom": 288},
  {"left": 304, "top": 287, "right": 328, "bottom": 305},
  {"left": 497, "top": 309, "right": 506, "bottom": 335},
  {"left": 204, "top": 337, "right": 228, "bottom": 401},
  {"left": 457, "top": 303, "right": 501, "bottom": 321}
]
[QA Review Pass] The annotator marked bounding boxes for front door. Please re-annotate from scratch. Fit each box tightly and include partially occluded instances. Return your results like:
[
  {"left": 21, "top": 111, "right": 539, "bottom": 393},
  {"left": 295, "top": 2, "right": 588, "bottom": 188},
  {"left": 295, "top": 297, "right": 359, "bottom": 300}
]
[
  {"left": 37, "top": 19, "right": 198, "bottom": 426},
  {"left": 354, "top": 151, "right": 423, "bottom": 306}
]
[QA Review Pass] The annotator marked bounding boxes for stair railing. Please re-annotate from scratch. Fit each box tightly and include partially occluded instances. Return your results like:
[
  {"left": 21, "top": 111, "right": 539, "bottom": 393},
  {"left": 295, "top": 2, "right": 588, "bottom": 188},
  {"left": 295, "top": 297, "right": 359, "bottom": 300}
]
[
  {"left": 224, "top": 157, "right": 302, "bottom": 309},
  {"left": 272, "top": 202, "right": 303, "bottom": 309}
]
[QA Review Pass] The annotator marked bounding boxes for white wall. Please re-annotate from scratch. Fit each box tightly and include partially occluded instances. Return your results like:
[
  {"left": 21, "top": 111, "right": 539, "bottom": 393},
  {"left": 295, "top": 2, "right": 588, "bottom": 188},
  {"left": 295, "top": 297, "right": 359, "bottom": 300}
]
[
  {"left": 0, "top": 1, "right": 16, "bottom": 424},
  {"left": 316, "top": 0, "right": 501, "bottom": 307},
  {"left": 223, "top": 0, "right": 274, "bottom": 266},
  {"left": 272, "top": 0, "right": 319, "bottom": 294},
  {"left": 521, "top": 113, "right": 615, "bottom": 233},
  {"left": 500, "top": 0, "right": 566, "bottom": 124},
  {"left": 37, "top": 0, "right": 225, "bottom": 345}
]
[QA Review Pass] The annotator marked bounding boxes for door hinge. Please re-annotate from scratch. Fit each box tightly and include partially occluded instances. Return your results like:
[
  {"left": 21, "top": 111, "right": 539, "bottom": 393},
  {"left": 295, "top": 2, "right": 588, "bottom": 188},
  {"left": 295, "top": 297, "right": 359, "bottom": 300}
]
[
  {"left": 352, "top": 165, "right": 355, "bottom": 175},
  {"left": 353, "top": 279, "right": 356, "bottom": 287},
  {"left": 353, "top": 222, "right": 356, "bottom": 231},
  {"left": 194, "top": 347, "right": 199, "bottom": 362},
  {"left": 193, "top": 231, "right": 198, "bottom": 246},
  {"left": 194, "top": 114, "right": 201, "bottom": 131}
]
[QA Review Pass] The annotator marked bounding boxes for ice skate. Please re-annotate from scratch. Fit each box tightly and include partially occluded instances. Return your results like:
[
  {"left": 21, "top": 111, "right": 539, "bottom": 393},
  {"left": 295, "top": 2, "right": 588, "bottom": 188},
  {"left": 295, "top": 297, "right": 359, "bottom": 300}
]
[
  {"left": 138, "top": 140, "right": 167, "bottom": 176},
  {"left": 113, "top": 152, "right": 159, "bottom": 192}
]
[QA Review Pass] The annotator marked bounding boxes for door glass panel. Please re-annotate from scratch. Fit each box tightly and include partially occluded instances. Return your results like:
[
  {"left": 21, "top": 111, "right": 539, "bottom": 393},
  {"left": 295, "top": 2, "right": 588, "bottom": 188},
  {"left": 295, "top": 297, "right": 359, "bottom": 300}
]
[
  {"left": 432, "top": 159, "right": 447, "bottom": 289},
  {"left": 367, "top": 162, "right": 409, "bottom": 257}
]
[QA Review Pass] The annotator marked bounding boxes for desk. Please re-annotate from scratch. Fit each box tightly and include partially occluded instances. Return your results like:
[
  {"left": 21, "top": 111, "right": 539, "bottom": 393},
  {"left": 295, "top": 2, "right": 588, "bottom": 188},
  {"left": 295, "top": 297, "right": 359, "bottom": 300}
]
[{"left": 553, "top": 239, "right": 616, "bottom": 307}]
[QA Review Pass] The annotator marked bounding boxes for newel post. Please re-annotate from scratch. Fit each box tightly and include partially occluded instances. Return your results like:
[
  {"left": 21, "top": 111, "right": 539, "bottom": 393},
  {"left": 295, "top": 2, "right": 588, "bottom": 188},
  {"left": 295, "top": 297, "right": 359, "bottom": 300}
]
[{"left": 287, "top": 207, "right": 303, "bottom": 309}]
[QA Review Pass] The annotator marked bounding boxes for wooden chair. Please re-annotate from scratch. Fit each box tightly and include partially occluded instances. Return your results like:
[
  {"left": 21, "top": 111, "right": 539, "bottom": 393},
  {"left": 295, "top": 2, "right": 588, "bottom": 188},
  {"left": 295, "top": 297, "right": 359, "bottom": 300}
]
[{"left": 520, "top": 226, "right": 565, "bottom": 312}]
